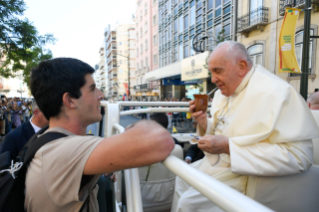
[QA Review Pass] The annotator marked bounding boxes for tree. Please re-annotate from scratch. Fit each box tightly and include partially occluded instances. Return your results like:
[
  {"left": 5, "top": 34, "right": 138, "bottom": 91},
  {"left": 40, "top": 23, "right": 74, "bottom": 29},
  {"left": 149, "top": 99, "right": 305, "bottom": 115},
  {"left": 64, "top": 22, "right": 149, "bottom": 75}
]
[{"left": 0, "top": 0, "right": 55, "bottom": 85}]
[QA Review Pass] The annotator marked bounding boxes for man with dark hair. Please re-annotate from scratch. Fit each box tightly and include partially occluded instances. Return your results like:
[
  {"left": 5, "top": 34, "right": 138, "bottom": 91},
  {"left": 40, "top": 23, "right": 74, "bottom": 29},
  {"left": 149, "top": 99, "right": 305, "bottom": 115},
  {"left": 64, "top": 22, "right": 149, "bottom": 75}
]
[
  {"left": 0, "top": 100, "right": 48, "bottom": 158},
  {"left": 25, "top": 58, "right": 174, "bottom": 211}
]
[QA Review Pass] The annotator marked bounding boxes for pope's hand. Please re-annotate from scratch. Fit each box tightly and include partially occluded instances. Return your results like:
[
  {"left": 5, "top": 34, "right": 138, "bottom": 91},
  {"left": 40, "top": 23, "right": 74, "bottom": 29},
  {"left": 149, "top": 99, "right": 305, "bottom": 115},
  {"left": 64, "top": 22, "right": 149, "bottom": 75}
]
[
  {"left": 189, "top": 100, "right": 207, "bottom": 130},
  {"left": 198, "top": 135, "right": 230, "bottom": 155}
]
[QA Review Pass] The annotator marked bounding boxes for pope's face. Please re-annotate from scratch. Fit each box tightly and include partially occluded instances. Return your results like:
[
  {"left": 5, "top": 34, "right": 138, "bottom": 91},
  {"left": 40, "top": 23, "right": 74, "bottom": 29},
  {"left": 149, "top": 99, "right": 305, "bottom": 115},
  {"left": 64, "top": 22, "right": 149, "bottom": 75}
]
[{"left": 208, "top": 46, "right": 243, "bottom": 97}]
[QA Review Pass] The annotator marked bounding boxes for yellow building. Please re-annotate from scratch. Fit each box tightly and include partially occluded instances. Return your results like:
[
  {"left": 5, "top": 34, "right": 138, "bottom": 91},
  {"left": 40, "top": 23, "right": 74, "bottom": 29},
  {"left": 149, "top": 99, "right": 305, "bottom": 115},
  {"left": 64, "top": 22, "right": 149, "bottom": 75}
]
[{"left": 237, "top": 0, "right": 319, "bottom": 94}]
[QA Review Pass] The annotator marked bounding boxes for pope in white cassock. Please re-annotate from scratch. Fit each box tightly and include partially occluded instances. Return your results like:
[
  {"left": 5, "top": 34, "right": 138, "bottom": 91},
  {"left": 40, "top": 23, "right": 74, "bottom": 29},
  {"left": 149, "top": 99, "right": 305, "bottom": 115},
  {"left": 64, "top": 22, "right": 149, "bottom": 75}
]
[{"left": 171, "top": 41, "right": 319, "bottom": 212}]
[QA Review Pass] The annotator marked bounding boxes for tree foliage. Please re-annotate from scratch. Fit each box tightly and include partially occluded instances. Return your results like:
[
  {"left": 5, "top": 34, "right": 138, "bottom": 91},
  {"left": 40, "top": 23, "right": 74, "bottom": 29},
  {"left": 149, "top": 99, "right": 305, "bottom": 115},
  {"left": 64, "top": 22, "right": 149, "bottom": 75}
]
[{"left": 0, "top": 0, "right": 55, "bottom": 85}]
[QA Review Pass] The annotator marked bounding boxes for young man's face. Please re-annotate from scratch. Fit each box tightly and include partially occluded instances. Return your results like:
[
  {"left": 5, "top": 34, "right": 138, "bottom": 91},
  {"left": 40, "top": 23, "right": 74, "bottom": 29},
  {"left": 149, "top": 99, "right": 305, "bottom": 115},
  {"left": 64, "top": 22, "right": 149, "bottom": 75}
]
[{"left": 73, "top": 74, "right": 104, "bottom": 126}]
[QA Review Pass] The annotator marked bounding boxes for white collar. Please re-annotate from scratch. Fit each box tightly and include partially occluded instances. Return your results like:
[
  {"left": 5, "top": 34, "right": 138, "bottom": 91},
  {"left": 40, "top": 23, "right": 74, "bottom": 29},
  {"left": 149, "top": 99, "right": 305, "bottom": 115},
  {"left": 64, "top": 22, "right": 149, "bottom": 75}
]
[{"left": 30, "top": 116, "right": 42, "bottom": 133}]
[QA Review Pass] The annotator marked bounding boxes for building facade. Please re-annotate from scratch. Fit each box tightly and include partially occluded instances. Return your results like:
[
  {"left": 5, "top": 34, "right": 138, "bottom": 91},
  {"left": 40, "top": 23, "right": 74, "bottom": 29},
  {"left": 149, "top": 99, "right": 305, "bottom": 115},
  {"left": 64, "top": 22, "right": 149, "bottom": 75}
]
[
  {"left": 145, "top": 0, "right": 236, "bottom": 100},
  {"left": 237, "top": 0, "right": 319, "bottom": 94},
  {"left": 104, "top": 23, "right": 136, "bottom": 100},
  {"left": 135, "top": 0, "right": 160, "bottom": 100}
]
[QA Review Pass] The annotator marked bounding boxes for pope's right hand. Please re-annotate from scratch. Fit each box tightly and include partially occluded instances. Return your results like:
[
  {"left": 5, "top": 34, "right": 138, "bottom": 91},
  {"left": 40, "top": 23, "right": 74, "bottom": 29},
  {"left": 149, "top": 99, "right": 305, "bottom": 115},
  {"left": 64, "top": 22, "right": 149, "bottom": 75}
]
[{"left": 189, "top": 100, "right": 207, "bottom": 130}]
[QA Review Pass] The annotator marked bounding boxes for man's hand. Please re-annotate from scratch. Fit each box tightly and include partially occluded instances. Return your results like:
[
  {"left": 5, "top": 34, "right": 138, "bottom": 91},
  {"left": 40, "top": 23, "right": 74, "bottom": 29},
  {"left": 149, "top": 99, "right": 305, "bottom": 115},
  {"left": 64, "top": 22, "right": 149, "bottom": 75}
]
[
  {"left": 184, "top": 158, "right": 191, "bottom": 164},
  {"left": 198, "top": 135, "right": 230, "bottom": 155},
  {"left": 104, "top": 173, "right": 117, "bottom": 182},
  {"left": 189, "top": 100, "right": 207, "bottom": 130}
]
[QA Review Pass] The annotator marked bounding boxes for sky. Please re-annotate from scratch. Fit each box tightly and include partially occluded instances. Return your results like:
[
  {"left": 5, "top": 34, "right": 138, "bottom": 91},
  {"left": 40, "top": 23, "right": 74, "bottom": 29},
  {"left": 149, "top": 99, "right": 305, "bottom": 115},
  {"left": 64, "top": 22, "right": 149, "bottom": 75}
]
[{"left": 23, "top": 0, "right": 136, "bottom": 67}]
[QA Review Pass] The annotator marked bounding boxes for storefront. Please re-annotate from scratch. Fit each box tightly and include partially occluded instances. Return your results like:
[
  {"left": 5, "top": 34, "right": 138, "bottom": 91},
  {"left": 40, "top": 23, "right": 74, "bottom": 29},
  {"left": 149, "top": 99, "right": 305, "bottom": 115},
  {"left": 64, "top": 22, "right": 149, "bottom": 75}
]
[{"left": 146, "top": 52, "right": 215, "bottom": 100}]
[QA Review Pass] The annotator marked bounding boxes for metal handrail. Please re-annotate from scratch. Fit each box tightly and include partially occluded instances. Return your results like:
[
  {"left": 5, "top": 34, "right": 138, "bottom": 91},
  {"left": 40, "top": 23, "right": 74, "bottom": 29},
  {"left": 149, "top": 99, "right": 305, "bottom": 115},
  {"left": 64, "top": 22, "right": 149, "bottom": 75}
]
[
  {"left": 120, "top": 108, "right": 189, "bottom": 116},
  {"left": 112, "top": 123, "right": 143, "bottom": 212},
  {"left": 118, "top": 101, "right": 189, "bottom": 106},
  {"left": 162, "top": 155, "right": 273, "bottom": 212}
]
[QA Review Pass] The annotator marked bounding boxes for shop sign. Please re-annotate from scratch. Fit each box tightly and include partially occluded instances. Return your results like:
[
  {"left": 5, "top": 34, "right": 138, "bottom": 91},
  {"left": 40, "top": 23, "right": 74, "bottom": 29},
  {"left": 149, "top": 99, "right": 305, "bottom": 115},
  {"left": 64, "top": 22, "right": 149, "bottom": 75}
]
[{"left": 181, "top": 52, "right": 209, "bottom": 81}]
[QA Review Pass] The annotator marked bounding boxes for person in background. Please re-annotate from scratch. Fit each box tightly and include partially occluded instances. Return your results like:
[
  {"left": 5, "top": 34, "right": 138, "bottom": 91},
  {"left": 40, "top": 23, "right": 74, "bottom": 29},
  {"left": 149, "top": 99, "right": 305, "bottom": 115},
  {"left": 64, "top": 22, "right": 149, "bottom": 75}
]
[
  {"left": 12, "top": 101, "right": 21, "bottom": 129},
  {"left": 21, "top": 102, "right": 30, "bottom": 123},
  {"left": 0, "top": 100, "right": 49, "bottom": 158}
]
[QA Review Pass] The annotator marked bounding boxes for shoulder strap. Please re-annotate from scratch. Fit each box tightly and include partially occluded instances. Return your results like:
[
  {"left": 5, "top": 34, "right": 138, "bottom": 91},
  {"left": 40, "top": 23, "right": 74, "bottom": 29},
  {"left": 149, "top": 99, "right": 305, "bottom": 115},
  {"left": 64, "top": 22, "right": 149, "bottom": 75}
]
[
  {"left": 11, "top": 129, "right": 67, "bottom": 212},
  {"left": 23, "top": 132, "right": 67, "bottom": 164}
]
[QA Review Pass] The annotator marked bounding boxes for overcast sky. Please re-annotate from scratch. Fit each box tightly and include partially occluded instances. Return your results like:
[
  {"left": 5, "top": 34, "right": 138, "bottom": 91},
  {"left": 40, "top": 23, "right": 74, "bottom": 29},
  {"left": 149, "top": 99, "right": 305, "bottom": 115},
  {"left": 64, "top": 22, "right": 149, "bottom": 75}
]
[{"left": 24, "top": 0, "right": 136, "bottom": 67}]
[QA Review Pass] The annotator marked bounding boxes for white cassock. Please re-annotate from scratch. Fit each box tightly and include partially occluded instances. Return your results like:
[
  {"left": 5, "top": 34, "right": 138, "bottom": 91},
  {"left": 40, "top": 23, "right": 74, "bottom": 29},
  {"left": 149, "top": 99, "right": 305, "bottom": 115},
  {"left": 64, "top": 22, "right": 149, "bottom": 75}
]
[{"left": 171, "top": 65, "right": 319, "bottom": 212}]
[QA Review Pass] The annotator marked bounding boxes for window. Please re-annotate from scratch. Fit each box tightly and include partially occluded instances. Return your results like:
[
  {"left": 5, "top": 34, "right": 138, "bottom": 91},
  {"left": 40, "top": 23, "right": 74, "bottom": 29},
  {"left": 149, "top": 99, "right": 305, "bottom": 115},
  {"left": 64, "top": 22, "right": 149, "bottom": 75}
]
[
  {"left": 145, "top": 40, "right": 148, "bottom": 50},
  {"left": 141, "top": 44, "right": 143, "bottom": 53},
  {"left": 293, "top": 30, "right": 314, "bottom": 76},
  {"left": 190, "top": 5, "right": 195, "bottom": 26},
  {"left": 140, "top": 28, "right": 142, "bottom": 37},
  {"left": 145, "top": 22, "right": 148, "bottom": 32},
  {"left": 154, "top": 54, "right": 158, "bottom": 64},
  {"left": 184, "top": 15, "right": 189, "bottom": 29},
  {"left": 120, "top": 60, "right": 123, "bottom": 64},
  {"left": 215, "top": 0, "right": 221, "bottom": 8},
  {"left": 184, "top": 45, "right": 189, "bottom": 58},
  {"left": 174, "top": 20, "right": 178, "bottom": 32},
  {"left": 179, "top": 44, "right": 183, "bottom": 60},
  {"left": 224, "top": 24, "right": 231, "bottom": 37},
  {"left": 153, "top": 15, "right": 157, "bottom": 25},
  {"left": 153, "top": 35, "right": 157, "bottom": 45},
  {"left": 207, "top": 19, "right": 213, "bottom": 28},
  {"left": 153, "top": 0, "right": 157, "bottom": 5},
  {"left": 248, "top": 45, "right": 263, "bottom": 66},
  {"left": 119, "top": 42, "right": 122, "bottom": 45},
  {"left": 215, "top": 24, "right": 221, "bottom": 38},
  {"left": 145, "top": 57, "right": 148, "bottom": 70},
  {"left": 208, "top": 0, "right": 213, "bottom": 10},
  {"left": 179, "top": 16, "right": 183, "bottom": 32},
  {"left": 137, "top": 48, "right": 139, "bottom": 56},
  {"left": 224, "top": 5, "right": 231, "bottom": 15}
]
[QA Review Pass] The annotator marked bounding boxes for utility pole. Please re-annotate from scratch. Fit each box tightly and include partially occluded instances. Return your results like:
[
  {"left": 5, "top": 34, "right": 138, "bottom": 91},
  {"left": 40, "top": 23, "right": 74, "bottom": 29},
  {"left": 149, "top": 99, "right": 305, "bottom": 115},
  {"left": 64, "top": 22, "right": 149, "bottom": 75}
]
[{"left": 300, "top": 0, "right": 312, "bottom": 100}]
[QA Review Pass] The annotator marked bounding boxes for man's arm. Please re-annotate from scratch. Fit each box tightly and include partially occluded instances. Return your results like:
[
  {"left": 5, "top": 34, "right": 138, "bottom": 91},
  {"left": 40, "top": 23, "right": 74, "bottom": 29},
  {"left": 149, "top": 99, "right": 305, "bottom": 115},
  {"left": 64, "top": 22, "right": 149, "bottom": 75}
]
[
  {"left": 83, "top": 120, "right": 175, "bottom": 175},
  {"left": 229, "top": 139, "right": 313, "bottom": 176}
]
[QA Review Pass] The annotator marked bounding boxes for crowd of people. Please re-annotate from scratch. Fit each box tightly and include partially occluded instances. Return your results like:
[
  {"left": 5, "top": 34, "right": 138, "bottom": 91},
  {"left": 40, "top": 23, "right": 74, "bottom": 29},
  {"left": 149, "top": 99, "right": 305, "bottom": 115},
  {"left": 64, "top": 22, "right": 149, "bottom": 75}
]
[{"left": 0, "top": 97, "right": 33, "bottom": 137}]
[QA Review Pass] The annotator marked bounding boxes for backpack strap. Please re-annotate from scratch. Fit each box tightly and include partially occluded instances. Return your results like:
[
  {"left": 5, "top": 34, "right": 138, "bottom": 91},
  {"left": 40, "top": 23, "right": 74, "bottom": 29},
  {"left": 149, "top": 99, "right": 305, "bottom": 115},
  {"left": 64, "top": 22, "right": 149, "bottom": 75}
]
[{"left": 11, "top": 129, "right": 67, "bottom": 212}]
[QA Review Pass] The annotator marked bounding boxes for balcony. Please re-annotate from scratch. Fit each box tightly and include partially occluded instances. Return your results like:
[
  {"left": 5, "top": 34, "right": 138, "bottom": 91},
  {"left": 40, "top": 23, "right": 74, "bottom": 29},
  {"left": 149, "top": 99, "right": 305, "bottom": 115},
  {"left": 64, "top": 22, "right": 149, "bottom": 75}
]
[
  {"left": 279, "top": 0, "right": 319, "bottom": 15},
  {"left": 237, "top": 6, "right": 269, "bottom": 36}
]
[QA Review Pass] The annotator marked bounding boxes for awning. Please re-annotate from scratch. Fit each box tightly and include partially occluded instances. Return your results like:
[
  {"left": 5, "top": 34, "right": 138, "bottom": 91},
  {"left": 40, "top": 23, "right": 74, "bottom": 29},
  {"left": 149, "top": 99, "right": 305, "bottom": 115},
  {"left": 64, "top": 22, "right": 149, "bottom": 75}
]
[{"left": 145, "top": 61, "right": 181, "bottom": 81}]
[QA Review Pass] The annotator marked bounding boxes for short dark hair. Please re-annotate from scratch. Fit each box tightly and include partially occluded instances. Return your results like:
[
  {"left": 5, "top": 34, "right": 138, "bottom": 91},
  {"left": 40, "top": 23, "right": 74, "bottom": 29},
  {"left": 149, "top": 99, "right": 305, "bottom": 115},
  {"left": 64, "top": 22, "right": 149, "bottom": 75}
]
[
  {"left": 150, "top": 113, "right": 168, "bottom": 129},
  {"left": 30, "top": 58, "right": 95, "bottom": 120}
]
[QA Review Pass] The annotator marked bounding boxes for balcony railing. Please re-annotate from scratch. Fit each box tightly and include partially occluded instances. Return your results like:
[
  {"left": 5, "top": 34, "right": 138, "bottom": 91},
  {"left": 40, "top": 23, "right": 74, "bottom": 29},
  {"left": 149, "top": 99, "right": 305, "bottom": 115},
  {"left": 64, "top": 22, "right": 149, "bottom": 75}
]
[
  {"left": 279, "top": 0, "right": 319, "bottom": 15},
  {"left": 237, "top": 6, "right": 269, "bottom": 34}
]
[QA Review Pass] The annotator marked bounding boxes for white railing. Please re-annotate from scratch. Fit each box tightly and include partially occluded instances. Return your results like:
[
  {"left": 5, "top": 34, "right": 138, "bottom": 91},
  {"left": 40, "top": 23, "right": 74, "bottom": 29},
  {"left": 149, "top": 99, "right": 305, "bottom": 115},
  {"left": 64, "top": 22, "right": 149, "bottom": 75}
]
[
  {"left": 163, "top": 156, "right": 272, "bottom": 212},
  {"left": 104, "top": 102, "right": 273, "bottom": 212},
  {"left": 120, "top": 108, "right": 189, "bottom": 116},
  {"left": 112, "top": 123, "right": 143, "bottom": 212}
]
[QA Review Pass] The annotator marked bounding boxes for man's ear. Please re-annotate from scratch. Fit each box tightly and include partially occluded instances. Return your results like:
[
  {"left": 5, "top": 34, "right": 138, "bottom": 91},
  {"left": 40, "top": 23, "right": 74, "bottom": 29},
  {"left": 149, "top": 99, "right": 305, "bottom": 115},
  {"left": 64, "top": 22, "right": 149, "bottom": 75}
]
[
  {"left": 62, "top": 93, "right": 76, "bottom": 109},
  {"left": 308, "top": 102, "right": 311, "bottom": 109},
  {"left": 238, "top": 59, "right": 248, "bottom": 77}
]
